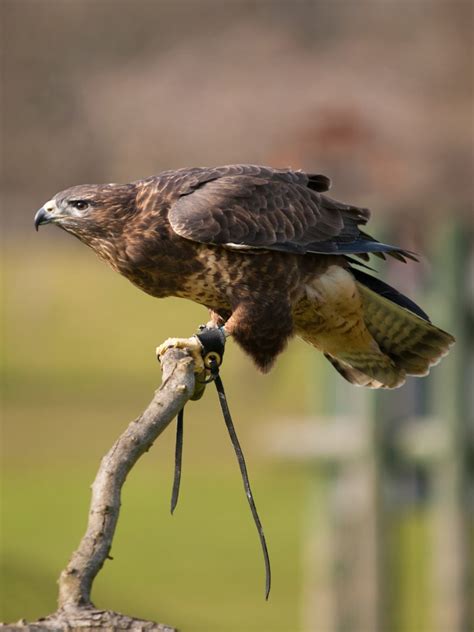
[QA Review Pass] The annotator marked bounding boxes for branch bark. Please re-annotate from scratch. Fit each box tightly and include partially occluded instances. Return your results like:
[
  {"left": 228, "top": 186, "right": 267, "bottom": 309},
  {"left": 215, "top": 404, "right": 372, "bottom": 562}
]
[{"left": 2, "top": 348, "right": 196, "bottom": 631}]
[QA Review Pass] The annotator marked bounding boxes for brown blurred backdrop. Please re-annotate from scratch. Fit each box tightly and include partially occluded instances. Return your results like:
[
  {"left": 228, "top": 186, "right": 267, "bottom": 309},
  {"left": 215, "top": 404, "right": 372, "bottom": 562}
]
[{"left": 2, "top": 2, "right": 473, "bottom": 631}]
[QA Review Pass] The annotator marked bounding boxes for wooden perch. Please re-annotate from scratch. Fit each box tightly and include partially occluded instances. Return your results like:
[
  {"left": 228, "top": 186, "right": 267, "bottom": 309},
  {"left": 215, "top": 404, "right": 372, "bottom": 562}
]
[{"left": 2, "top": 348, "right": 197, "bottom": 632}]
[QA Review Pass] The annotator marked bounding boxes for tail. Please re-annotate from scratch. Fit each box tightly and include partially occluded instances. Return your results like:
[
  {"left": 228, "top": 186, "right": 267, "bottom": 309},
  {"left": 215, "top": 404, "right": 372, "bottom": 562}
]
[{"left": 326, "top": 270, "right": 455, "bottom": 388}]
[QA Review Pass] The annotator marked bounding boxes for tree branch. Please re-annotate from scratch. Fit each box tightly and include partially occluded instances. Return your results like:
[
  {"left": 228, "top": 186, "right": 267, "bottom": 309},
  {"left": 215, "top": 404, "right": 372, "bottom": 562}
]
[{"left": 2, "top": 347, "right": 196, "bottom": 631}]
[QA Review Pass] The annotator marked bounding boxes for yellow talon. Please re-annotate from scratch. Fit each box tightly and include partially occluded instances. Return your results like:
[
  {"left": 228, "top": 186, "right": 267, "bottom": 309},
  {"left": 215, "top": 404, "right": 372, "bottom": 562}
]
[{"left": 156, "top": 336, "right": 205, "bottom": 373}]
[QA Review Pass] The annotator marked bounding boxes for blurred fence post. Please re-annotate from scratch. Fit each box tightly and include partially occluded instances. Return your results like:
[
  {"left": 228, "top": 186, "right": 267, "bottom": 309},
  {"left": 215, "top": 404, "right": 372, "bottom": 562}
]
[
  {"left": 428, "top": 222, "right": 472, "bottom": 632},
  {"left": 266, "top": 382, "right": 381, "bottom": 631},
  {"left": 304, "top": 380, "right": 381, "bottom": 632}
]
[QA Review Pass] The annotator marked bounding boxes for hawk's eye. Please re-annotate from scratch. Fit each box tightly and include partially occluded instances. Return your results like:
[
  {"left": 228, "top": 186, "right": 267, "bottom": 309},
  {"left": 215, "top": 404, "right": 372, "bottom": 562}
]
[{"left": 70, "top": 200, "right": 89, "bottom": 211}]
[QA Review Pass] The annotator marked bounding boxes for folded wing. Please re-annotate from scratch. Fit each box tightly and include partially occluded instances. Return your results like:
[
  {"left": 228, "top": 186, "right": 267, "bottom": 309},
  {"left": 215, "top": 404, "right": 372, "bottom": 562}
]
[{"left": 167, "top": 165, "right": 414, "bottom": 261}]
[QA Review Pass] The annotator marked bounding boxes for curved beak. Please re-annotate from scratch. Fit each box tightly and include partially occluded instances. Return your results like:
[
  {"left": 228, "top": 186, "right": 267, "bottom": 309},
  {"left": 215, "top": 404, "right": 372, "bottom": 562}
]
[{"left": 34, "top": 206, "right": 54, "bottom": 231}]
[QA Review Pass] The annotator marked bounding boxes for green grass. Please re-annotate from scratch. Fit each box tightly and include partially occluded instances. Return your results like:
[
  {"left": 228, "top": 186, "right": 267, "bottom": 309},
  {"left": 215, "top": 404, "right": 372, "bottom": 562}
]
[{"left": 1, "top": 463, "right": 307, "bottom": 631}]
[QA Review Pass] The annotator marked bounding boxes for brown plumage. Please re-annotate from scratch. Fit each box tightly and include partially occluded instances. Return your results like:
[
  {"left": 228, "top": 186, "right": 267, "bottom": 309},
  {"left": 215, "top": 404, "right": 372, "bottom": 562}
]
[{"left": 34, "top": 164, "right": 454, "bottom": 388}]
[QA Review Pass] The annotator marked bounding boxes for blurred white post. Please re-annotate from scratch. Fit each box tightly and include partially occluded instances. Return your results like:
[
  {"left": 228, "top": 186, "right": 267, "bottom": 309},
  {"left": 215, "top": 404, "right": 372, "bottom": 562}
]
[
  {"left": 303, "top": 381, "right": 380, "bottom": 632},
  {"left": 266, "top": 378, "right": 381, "bottom": 632}
]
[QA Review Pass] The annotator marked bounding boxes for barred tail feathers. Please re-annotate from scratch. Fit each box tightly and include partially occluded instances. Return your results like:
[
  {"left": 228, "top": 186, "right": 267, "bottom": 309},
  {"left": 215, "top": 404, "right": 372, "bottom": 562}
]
[
  {"left": 355, "top": 280, "right": 455, "bottom": 378},
  {"left": 323, "top": 343, "right": 406, "bottom": 389},
  {"left": 296, "top": 266, "right": 454, "bottom": 389}
]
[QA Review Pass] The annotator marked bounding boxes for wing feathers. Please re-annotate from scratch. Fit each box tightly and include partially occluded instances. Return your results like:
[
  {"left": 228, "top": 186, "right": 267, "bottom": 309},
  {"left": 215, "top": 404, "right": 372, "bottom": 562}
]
[{"left": 165, "top": 164, "right": 412, "bottom": 262}]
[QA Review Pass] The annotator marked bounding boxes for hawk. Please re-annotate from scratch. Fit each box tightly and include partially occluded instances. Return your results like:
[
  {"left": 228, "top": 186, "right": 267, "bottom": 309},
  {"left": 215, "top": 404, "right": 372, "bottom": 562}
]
[{"left": 35, "top": 164, "right": 454, "bottom": 388}]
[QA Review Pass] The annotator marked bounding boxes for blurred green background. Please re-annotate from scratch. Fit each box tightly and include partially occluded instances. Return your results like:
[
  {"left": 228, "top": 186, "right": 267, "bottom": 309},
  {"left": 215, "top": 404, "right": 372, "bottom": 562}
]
[
  {"left": 2, "top": 2, "right": 473, "bottom": 631},
  {"left": 3, "top": 239, "right": 319, "bottom": 631}
]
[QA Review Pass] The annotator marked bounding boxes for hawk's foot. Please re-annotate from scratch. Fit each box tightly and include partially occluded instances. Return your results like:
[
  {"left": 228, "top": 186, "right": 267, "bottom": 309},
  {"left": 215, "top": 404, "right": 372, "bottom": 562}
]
[
  {"left": 156, "top": 336, "right": 205, "bottom": 373},
  {"left": 156, "top": 326, "right": 227, "bottom": 374},
  {"left": 157, "top": 327, "right": 227, "bottom": 399}
]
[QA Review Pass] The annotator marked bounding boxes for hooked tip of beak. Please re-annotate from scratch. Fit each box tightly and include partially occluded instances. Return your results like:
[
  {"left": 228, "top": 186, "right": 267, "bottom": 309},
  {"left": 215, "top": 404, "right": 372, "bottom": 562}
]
[{"left": 34, "top": 206, "right": 53, "bottom": 231}]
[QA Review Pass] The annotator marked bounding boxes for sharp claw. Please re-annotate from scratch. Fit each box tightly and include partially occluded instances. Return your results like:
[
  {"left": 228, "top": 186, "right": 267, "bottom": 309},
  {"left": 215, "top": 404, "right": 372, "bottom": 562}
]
[{"left": 156, "top": 336, "right": 205, "bottom": 373}]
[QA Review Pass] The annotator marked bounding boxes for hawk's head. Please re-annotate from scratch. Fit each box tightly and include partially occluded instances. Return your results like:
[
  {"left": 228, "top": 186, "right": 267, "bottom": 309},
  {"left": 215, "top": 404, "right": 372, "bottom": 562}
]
[{"left": 34, "top": 183, "right": 136, "bottom": 242}]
